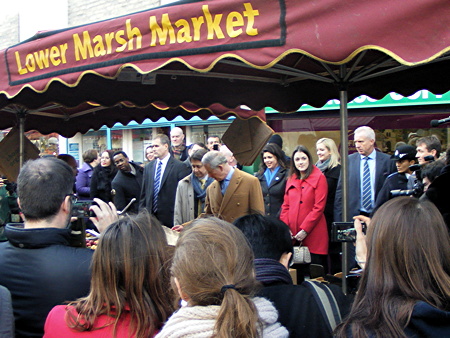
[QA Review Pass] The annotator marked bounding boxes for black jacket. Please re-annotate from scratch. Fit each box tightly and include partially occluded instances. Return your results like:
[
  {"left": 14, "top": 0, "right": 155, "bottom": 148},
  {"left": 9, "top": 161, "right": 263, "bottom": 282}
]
[
  {"left": 258, "top": 281, "right": 350, "bottom": 337},
  {"left": 256, "top": 167, "right": 287, "bottom": 217},
  {"left": 0, "top": 224, "right": 93, "bottom": 337},
  {"left": 111, "top": 162, "right": 143, "bottom": 214},
  {"left": 90, "top": 165, "right": 118, "bottom": 202},
  {"left": 373, "top": 172, "right": 409, "bottom": 213},
  {"left": 322, "top": 165, "right": 341, "bottom": 228}
]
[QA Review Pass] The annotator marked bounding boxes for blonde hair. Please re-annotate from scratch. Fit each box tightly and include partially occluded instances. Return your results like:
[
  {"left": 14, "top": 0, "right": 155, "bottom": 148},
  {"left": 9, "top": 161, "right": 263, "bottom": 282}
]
[
  {"left": 172, "top": 217, "right": 261, "bottom": 338},
  {"left": 316, "top": 138, "right": 340, "bottom": 169}
]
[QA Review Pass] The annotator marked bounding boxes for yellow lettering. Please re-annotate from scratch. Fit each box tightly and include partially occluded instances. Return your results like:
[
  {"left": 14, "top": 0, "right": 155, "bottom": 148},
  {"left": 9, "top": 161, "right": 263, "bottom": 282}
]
[
  {"left": 191, "top": 17, "right": 204, "bottom": 41},
  {"left": 226, "top": 12, "right": 244, "bottom": 38},
  {"left": 25, "top": 54, "right": 35, "bottom": 72},
  {"left": 33, "top": 49, "right": 50, "bottom": 69},
  {"left": 73, "top": 31, "right": 94, "bottom": 61},
  {"left": 104, "top": 32, "right": 115, "bottom": 54},
  {"left": 126, "top": 19, "right": 142, "bottom": 50},
  {"left": 49, "top": 46, "right": 61, "bottom": 66},
  {"left": 175, "top": 19, "right": 192, "bottom": 43},
  {"left": 149, "top": 14, "right": 176, "bottom": 46},
  {"left": 59, "top": 43, "right": 68, "bottom": 64},
  {"left": 243, "top": 3, "right": 259, "bottom": 36},
  {"left": 15, "top": 51, "right": 27, "bottom": 75},
  {"left": 93, "top": 35, "right": 106, "bottom": 57},
  {"left": 115, "top": 30, "right": 127, "bottom": 52},
  {"left": 202, "top": 5, "right": 224, "bottom": 40}
]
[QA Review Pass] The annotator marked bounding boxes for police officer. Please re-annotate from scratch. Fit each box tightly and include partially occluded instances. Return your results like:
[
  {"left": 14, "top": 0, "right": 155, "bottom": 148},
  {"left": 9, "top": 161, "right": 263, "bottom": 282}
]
[{"left": 373, "top": 145, "right": 417, "bottom": 212}]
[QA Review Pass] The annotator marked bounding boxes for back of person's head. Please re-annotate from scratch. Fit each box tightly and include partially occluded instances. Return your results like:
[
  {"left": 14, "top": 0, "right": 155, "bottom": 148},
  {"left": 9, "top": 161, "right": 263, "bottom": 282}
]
[
  {"left": 18, "top": 158, "right": 74, "bottom": 221},
  {"left": 233, "top": 214, "right": 293, "bottom": 261},
  {"left": 422, "top": 159, "right": 445, "bottom": 182},
  {"left": 67, "top": 211, "right": 174, "bottom": 337},
  {"left": 172, "top": 217, "right": 260, "bottom": 338},
  {"left": 416, "top": 135, "right": 442, "bottom": 158},
  {"left": 82, "top": 149, "right": 98, "bottom": 164},
  {"left": 336, "top": 197, "right": 450, "bottom": 337}
]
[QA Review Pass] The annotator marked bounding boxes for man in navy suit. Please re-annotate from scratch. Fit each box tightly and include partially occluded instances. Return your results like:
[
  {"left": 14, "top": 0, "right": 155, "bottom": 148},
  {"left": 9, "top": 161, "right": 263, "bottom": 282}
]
[
  {"left": 334, "top": 126, "right": 396, "bottom": 222},
  {"left": 139, "top": 134, "right": 191, "bottom": 228}
]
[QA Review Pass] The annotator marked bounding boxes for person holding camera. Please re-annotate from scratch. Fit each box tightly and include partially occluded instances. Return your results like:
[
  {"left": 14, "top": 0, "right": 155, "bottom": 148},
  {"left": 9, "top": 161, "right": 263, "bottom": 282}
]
[
  {"left": 373, "top": 145, "right": 417, "bottom": 212},
  {"left": 335, "top": 197, "right": 450, "bottom": 337},
  {"left": 0, "top": 158, "right": 117, "bottom": 337}
]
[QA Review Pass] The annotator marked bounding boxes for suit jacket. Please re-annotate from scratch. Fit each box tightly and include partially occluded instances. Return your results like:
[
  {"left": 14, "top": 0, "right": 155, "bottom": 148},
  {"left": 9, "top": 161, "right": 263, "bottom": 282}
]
[
  {"left": 139, "top": 156, "right": 191, "bottom": 227},
  {"left": 203, "top": 169, "right": 264, "bottom": 223},
  {"left": 334, "top": 151, "right": 396, "bottom": 221}
]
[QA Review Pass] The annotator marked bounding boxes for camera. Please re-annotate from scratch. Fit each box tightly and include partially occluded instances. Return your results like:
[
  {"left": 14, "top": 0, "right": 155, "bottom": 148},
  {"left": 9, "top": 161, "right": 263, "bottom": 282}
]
[
  {"left": 331, "top": 222, "right": 366, "bottom": 242},
  {"left": 71, "top": 200, "right": 96, "bottom": 218},
  {"left": 213, "top": 144, "right": 219, "bottom": 151}
]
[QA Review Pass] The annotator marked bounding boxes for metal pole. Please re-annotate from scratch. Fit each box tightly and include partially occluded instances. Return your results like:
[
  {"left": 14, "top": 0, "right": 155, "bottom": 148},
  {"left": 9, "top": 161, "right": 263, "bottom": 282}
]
[
  {"left": 339, "top": 68, "right": 350, "bottom": 294},
  {"left": 19, "top": 112, "right": 26, "bottom": 168}
]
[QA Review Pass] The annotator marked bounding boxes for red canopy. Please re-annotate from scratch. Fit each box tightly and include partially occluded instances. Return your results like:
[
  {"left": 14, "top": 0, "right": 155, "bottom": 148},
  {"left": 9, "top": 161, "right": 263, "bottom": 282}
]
[{"left": 0, "top": 0, "right": 449, "bottom": 131}]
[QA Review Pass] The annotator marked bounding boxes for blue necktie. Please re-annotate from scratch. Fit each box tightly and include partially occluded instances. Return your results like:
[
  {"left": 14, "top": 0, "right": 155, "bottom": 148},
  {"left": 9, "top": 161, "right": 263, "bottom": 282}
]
[
  {"left": 362, "top": 157, "right": 372, "bottom": 211},
  {"left": 153, "top": 161, "right": 162, "bottom": 213}
]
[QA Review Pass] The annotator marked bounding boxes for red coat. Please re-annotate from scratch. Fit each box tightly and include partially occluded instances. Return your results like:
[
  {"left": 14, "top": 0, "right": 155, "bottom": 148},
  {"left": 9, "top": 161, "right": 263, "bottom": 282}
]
[
  {"left": 44, "top": 305, "right": 158, "bottom": 337},
  {"left": 280, "top": 166, "right": 328, "bottom": 255}
]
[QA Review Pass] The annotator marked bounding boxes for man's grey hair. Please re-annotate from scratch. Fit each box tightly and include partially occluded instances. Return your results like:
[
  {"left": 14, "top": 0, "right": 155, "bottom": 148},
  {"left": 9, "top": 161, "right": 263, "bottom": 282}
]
[
  {"left": 354, "top": 126, "right": 375, "bottom": 141},
  {"left": 202, "top": 151, "right": 227, "bottom": 169}
]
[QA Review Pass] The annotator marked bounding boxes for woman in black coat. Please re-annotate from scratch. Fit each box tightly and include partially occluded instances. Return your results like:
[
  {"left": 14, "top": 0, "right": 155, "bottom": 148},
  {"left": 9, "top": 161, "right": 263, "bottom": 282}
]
[
  {"left": 256, "top": 143, "right": 288, "bottom": 217},
  {"left": 316, "top": 138, "right": 341, "bottom": 274},
  {"left": 90, "top": 150, "right": 118, "bottom": 203}
]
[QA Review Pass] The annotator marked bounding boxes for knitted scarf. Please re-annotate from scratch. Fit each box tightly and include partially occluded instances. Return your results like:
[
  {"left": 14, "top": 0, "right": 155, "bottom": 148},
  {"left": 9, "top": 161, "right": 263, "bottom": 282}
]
[
  {"left": 315, "top": 158, "right": 330, "bottom": 172},
  {"left": 191, "top": 174, "right": 213, "bottom": 202},
  {"left": 254, "top": 258, "right": 293, "bottom": 286}
]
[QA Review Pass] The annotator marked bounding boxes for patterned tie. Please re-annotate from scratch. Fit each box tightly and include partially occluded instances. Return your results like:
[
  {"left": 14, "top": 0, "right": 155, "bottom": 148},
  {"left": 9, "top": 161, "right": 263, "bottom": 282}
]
[
  {"left": 153, "top": 161, "right": 162, "bottom": 213},
  {"left": 198, "top": 178, "right": 206, "bottom": 215},
  {"left": 362, "top": 157, "right": 372, "bottom": 211}
]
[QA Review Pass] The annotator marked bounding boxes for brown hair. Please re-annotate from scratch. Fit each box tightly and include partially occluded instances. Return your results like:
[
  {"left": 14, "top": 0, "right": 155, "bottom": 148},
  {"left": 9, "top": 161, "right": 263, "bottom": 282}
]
[
  {"left": 65, "top": 212, "right": 174, "bottom": 337},
  {"left": 172, "top": 217, "right": 261, "bottom": 338},
  {"left": 257, "top": 143, "right": 287, "bottom": 175},
  {"left": 335, "top": 197, "right": 450, "bottom": 337},
  {"left": 82, "top": 149, "right": 99, "bottom": 164},
  {"left": 289, "top": 145, "right": 313, "bottom": 179}
]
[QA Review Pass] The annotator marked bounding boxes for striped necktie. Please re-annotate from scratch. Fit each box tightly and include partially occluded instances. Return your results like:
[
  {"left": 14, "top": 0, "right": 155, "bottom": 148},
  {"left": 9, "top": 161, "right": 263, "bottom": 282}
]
[
  {"left": 153, "top": 161, "right": 162, "bottom": 213},
  {"left": 362, "top": 157, "right": 372, "bottom": 211}
]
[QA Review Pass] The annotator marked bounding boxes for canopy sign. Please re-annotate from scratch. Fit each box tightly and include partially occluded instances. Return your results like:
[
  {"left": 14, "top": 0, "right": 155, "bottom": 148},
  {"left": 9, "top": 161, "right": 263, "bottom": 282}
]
[{"left": 6, "top": 0, "right": 283, "bottom": 86}]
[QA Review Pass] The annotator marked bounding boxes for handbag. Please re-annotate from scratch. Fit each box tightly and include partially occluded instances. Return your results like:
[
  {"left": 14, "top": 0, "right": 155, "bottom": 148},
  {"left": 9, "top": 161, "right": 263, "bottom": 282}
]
[{"left": 293, "top": 245, "right": 311, "bottom": 264}]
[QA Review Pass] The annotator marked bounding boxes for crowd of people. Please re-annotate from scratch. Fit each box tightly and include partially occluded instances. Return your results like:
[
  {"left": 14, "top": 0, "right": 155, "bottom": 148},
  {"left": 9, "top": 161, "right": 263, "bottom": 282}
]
[{"left": 0, "top": 125, "right": 449, "bottom": 337}]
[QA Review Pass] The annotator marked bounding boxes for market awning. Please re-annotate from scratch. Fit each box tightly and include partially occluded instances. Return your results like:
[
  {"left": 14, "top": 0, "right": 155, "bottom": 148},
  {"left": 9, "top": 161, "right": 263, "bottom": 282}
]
[{"left": 0, "top": 0, "right": 449, "bottom": 116}]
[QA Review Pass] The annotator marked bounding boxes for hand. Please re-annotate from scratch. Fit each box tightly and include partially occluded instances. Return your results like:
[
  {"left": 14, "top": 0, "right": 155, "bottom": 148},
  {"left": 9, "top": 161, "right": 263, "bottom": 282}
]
[
  {"left": 294, "top": 229, "right": 307, "bottom": 242},
  {"left": 353, "top": 216, "right": 370, "bottom": 268},
  {"left": 172, "top": 225, "right": 184, "bottom": 232},
  {"left": 89, "top": 198, "right": 119, "bottom": 234},
  {"left": 0, "top": 178, "right": 5, "bottom": 189}
]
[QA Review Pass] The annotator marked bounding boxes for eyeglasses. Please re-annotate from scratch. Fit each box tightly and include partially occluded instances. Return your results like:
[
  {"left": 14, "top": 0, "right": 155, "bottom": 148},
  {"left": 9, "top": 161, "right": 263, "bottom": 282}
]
[{"left": 66, "top": 193, "right": 78, "bottom": 204}]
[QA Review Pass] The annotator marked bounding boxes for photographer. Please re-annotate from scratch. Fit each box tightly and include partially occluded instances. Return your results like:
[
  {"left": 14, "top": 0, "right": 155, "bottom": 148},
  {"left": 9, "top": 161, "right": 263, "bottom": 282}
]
[
  {"left": 0, "top": 158, "right": 118, "bottom": 337},
  {"left": 336, "top": 198, "right": 450, "bottom": 337}
]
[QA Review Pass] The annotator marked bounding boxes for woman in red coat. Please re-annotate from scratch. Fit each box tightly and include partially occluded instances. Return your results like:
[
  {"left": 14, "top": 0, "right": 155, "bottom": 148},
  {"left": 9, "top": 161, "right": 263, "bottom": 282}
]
[{"left": 280, "top": 145, "right": 329, "bottom": 267}]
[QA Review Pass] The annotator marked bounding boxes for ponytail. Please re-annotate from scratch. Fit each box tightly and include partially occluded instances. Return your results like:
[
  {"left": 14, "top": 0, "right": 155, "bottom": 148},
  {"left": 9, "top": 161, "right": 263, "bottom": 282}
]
[{"left": 215, "top": 287, "right": 259, "bottom": 338}]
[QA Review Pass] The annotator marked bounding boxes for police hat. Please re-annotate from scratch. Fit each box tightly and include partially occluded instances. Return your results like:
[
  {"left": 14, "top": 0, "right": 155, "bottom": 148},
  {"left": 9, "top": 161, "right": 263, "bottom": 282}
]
[{"left": 391, "top": 145, "right": 416, "bottom": 161}]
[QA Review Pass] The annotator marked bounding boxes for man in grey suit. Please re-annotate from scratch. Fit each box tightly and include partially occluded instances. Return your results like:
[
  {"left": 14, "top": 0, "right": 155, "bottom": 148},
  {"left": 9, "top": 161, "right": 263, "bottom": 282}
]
[
  {"left": 334, "top": 126, "right": 396, "bottom": 221},
  {"left": 139, "top": 134, "right": 191, "bottom": 228}
]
